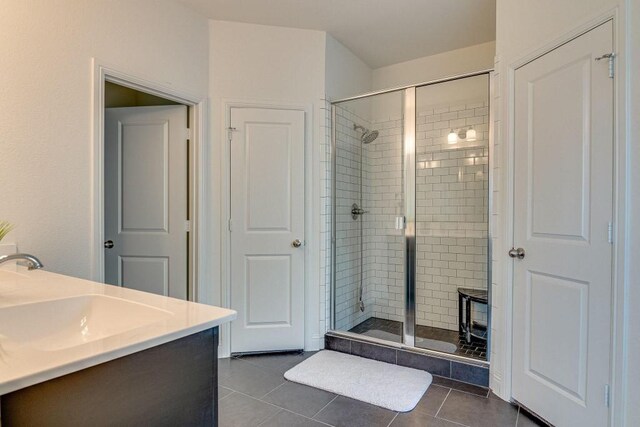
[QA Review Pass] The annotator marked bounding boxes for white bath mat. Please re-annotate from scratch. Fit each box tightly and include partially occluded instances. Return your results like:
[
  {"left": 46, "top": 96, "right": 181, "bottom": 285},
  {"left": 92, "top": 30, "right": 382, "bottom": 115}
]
[
  {"left": 416, "top": 337, "right": 458, "bottom": 354},
  {"left": 284, "top": 350, "right": 432, "bottom": 412},
  {"left": 361, "top": 329, "right": 458, "bottom": 354}
]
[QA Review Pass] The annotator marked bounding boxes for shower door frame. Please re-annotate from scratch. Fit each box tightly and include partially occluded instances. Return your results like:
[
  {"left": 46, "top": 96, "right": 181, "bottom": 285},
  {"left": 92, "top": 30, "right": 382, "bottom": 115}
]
[{"left": 330, "top": 69, "right": 494, "bottom": 365}]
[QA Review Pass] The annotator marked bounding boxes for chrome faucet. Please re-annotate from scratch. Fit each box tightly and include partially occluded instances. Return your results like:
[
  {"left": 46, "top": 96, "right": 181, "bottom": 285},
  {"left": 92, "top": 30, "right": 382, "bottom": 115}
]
[{"left": 0, "top": 253, "right": 44, "bottom": 270}]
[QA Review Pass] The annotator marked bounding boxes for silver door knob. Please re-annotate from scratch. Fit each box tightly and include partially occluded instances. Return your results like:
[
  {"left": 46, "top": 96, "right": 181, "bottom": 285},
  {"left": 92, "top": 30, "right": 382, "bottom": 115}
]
[
  {"left": 104, "top": 240, "right": 114, "bottom": 249},
  {"left": 508, "top": 247, "right": 525, "bottom": 259},
  {"left": 292, "top": 239, "right": 303, "bottom": 248}
]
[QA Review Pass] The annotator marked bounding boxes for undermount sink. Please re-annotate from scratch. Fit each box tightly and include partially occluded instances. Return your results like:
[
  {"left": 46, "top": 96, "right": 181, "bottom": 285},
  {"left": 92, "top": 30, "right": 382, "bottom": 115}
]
[{"left": 0, "top": 294, "right": 173, "bottom": 351}]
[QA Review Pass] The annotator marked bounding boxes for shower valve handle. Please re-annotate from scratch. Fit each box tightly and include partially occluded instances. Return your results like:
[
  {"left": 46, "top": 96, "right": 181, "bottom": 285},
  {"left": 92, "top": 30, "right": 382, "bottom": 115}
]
[
  {"left": 352, "top": 207, "right": 367, "bottom": 215},
  {"left": 351, "top": 203, "right": 368, "bottom": 219}
]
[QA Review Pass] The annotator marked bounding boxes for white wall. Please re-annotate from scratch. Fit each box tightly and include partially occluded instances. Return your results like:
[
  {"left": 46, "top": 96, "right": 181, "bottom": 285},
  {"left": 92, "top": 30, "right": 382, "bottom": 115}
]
[
  {"left": 493, "top": 2, "right": 638, "bottom": 426},
  {"left": 0, "top": 0, "right": 209, "bottom": 278},
  {"left": 372, "top": 42, "right": 496, "bottom": 91},
  {"left": 209, "top": 21, "right": 325, "bottom": 103},
  {"left": 325, "top": 34, "right": 372, "bottom": 101},
  {"left": 496, "top": 1, "right": 617, "bottom": 60}
]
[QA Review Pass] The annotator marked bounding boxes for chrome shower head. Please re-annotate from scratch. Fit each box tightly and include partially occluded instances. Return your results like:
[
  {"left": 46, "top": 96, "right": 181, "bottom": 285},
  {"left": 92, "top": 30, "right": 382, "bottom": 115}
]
[
  {"left": 353, "top": 124, "right": 379, "bottom": 144},
  {"left": 361, "top": 129, "right": 379, "bottom": 144}
]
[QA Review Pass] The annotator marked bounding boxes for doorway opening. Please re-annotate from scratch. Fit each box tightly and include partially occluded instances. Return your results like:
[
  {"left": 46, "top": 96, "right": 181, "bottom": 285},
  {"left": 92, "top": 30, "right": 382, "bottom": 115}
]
[{"left": 92, "top": 62, "right": 206, "bottom": 303}]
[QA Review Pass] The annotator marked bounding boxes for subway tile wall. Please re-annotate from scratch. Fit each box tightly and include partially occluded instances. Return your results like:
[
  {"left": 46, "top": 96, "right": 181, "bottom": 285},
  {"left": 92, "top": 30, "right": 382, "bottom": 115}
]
[
  {"left": 414, "top": 101, "right": 489, "bottom": 330},
  {"left": 363, "top": 115, "right": 406, "bottom": 323},
  {"left": 319, "top": 99, "right": 332, "bottom": 336},
  {"left": 332, "top": 105, "right": 374, "bottom": 330}
]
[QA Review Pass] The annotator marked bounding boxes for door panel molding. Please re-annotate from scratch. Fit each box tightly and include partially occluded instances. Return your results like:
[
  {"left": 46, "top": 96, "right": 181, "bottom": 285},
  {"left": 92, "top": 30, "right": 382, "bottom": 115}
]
[{"left": 118, "top": 120, "right": 170, "bottom": 233}]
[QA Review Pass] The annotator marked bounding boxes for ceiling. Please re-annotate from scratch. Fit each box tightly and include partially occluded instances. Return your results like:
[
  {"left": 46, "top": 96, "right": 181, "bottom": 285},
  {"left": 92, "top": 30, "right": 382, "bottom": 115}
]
[{"left": 179, "top": 0, "right": 496, "bottom": 69}]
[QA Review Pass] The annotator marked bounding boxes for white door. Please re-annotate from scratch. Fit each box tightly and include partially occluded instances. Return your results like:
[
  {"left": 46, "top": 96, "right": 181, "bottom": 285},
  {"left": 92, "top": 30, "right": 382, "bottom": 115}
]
[
  {"left": 512, "top": 21, "right": 614, "bottom": 426},
  {"left": 230, "top": 107, "right": 305, "bottom": 353},
  {"left": 105, "top": 106, "right": 188, "bottom": 299}
]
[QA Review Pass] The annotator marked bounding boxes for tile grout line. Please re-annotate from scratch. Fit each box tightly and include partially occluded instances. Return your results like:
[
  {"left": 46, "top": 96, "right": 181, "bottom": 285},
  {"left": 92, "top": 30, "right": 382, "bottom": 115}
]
[
  {"left": 281, "top": 408, "right": 336, "bottom": 427},
  {"left": 259, "top": 381, "right": 287, "bottom": 400},
  {"left": 437, "top": 416, "right": 471, "bottom": 427},
  {"left": 432, "top": 379, "right": 490, "bottom": 398},
  {"left": 256, "top": 409, "right": 282, "bottom": 427},
  {"left": 515, "top": 407, "right": 521, "bottom": 427},
  {"left": 448, "top": 387, "right": 490, "bottom": 399},
  {"left": 429, "top": 388, "right": 472, "bottom": 427},
  {"left": 385, "top": 412, "right": 399, "bottom": 427},
  {"left": 434, "top": 388, "right": 451, "bottom": 418},
  {"left": 218, "top": 390, "right": 236, "bottom": 401},
  {"left": 311, "top": 394, "right": 339, "bottom": 419},
  {"left": 228, "top": 388, "right": 332, "bottom": 426},
  {"left": 227, "top": 370, "right": 337, "bottom": 427}
]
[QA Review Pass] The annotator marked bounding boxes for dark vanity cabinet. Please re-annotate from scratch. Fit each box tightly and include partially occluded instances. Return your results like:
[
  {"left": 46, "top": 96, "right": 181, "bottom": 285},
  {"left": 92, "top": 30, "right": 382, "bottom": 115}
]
[{"left": 1, "top": 328, "right": 220, "bottom": 427}]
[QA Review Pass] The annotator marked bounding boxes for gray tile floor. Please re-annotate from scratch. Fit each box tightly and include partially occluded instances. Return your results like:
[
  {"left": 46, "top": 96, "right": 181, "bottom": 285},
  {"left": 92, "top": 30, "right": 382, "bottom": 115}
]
[{"left": 218, "top": 351, "right": 546, "bottom": 427}]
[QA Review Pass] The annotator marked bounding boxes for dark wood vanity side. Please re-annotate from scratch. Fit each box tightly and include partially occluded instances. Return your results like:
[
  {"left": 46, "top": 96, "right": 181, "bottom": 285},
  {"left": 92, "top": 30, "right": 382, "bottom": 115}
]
[{"left": 1, "top": 327, "right": 219, "bottom": 427}]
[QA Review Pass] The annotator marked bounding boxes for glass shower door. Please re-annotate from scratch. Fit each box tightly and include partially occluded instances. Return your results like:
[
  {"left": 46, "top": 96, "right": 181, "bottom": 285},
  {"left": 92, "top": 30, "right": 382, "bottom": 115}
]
[
  {"left": 330, "top": 73, "right": 491, "bottom": 362},
  {"left": 413, "top": 75, "right": 490, "bottom": 360},
  {"left": 331, "top": 89, "right": 408, "bottom": 343}
]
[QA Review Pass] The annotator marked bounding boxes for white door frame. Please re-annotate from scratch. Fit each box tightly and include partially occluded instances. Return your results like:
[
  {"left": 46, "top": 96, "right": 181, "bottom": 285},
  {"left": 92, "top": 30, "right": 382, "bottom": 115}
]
[
  {"left": 496, "top": 8, "right": 629, "bottom": 426},
  {"left": 91, "top": 58, "right": 208, "bottom": 302},
  {"left": 220, "top": 99, "right": 317, "bottom": 357}
]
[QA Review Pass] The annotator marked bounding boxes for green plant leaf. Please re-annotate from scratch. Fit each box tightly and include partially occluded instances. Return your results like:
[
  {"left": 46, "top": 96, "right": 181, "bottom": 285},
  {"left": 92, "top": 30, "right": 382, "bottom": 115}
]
[{"left": 0, "top": 221, "right": 15, "bottom": 242}]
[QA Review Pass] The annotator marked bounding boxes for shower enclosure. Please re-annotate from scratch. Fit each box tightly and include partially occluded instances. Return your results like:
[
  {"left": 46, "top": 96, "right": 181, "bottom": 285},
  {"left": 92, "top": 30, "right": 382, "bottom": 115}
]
[{"left": 330, "top": 72, "right": 491, "bottom": 362}]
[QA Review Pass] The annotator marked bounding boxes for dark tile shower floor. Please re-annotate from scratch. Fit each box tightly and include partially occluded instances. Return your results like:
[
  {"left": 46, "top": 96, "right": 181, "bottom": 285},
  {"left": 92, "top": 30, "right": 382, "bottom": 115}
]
[{"left": 349, "top": 317, "right": 488, "bottom": 361}]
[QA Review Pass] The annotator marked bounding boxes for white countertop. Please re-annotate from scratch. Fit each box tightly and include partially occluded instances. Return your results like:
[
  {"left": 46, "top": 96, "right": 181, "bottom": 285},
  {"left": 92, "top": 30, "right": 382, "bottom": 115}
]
[{"left": 0, "top": 266, "right": 236, "bottom": 395}]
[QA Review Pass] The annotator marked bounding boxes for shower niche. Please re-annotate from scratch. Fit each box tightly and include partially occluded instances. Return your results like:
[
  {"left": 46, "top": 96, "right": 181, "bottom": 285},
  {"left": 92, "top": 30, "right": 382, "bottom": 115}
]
[{"left": 330, "top": 73, "right": 491, "bottom": 363}]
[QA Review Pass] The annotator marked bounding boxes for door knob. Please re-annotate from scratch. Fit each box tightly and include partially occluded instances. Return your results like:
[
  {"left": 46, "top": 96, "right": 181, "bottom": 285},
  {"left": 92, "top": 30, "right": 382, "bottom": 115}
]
[
  {"left": 292, "top": 239, "right": 303, "bottom": 248},
  {"left": 508, "top": 247, "right": 525, "bottom": 259},
  {"left": 104, "top": 240, "right": 114, "bottom": 249}
]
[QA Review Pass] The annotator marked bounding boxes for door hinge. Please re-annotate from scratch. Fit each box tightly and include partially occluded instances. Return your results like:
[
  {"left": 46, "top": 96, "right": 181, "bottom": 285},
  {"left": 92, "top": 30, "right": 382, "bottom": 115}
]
[
  {"left": 186, "top": 128, "right": 192, "bottom": 140},
  {"left": 608, "top": 222, "right": 613, "bottom": 244},
  {"left": 227, "top": 127, "right": 237, "bottom": 141},
  {"left": 604, "top": 384, "right": 610, "bottom": 407},
  {"left": 184, "top": 220, "right": 191, "bottom": 232},
  {"left": 228, "top": 219, "right": 233, "bottom": 232},
  {"left": 595, "top": 53, "right": 615, "bottom": 78}
]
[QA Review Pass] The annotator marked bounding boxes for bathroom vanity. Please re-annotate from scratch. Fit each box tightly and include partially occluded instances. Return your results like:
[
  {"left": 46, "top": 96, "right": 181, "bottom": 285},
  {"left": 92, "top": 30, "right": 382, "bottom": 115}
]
[{"left": 0, "top": 267, "right": 236, "bottom": 426}]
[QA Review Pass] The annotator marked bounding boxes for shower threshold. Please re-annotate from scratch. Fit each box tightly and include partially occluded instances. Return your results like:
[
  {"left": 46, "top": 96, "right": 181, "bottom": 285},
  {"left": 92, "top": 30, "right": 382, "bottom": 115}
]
[{"left": 349, "top": 317, "right": 487, "bottom": 361}]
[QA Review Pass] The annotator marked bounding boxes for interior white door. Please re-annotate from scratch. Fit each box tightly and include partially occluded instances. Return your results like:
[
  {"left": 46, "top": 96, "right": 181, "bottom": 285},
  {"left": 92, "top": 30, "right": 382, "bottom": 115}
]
[
  {"left": 105, "top": 105, "right": 188, "bottom": 299},
  {"left": 512, "top": 21, "right": 614, "bottom": 426},
  {"left": 230, "top": 107, "right": 305, "bottom": 353}
]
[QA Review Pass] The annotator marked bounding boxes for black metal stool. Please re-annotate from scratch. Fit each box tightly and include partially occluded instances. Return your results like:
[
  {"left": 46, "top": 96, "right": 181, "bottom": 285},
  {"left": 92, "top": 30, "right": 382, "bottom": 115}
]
[{"left": 458, "top": 287, "right": 488, "bottom": 343}]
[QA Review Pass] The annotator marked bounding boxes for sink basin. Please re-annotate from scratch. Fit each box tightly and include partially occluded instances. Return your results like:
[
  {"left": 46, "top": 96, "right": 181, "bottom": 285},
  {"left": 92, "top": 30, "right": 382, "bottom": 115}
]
[{"left": 0, "top": 295, "right": 173, "bottom": 351}]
